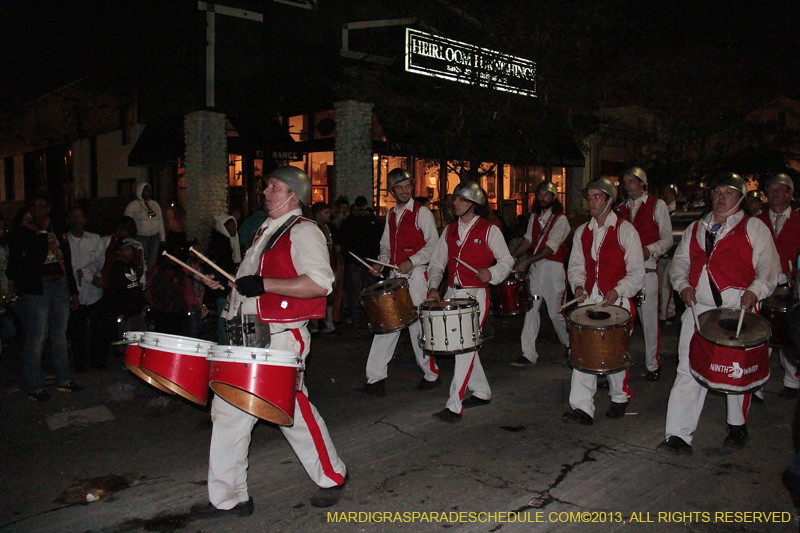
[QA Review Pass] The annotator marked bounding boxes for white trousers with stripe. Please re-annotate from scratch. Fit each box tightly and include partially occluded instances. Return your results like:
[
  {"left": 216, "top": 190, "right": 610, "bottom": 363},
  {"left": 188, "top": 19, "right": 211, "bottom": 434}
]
[
  {"left": 521, "top": 260, "right": 570, "bottom": 363},
  {"left": 639, "top": 270, "right": 661, "bottom": 372},
  {"left": 207, "top": 327, "right": 347, "bottom": 510}
]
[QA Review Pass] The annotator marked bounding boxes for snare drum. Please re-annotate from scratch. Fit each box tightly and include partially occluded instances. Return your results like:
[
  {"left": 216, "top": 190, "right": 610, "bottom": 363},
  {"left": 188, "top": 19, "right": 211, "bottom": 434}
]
[
  {"left": 490, "top": 273, "right": 533, "bottom": 316},
  {"left": 359, "top": 278, "right": 418, "bottom": 334},
  {"left": 761, "top": 285, "right": 797, "bottom": 347},
  {"left": 139, "top": 333, "right": 217, "bottom": 405},
  {"left": 418, "top": 298, "right": 481, "bottom": 356},
  {"left": 208, "top": 345, "right": 302, "bottom": 426},
  {"left": 689, "top": 308, "right": 770, "bottom": 394},
  {"left": 567, "top": 305, "right": 632, "bottom": 374},
  {"left": 122, "top": 331, "right": 174, "bottom": 394}
]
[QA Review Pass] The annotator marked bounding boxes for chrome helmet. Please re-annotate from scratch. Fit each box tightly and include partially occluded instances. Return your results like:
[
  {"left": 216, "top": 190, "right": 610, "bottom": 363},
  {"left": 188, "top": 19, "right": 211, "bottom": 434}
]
[
  {"left": 536, "top": 181, "right": 559, "bottom": 197},
  {"left": 765, "top": 172, "right": 794, "bottom": 193},
  {"left": 453, "top": 181, "right": 487, "bottom": 206},
  {"left": 711, "top": 172, "right": 746, "bottom": 197},
  {"left": 624, "top": 166, "right": 647, "bottom": 185},
  {"left": 269, "top": 166, "right": 311, "bottom": 206},
  {"left": 583, "top": 177, "right": 617, "bottom": 201},
  {"left": 387, "top": 168, "right": 413, "bottom": 189}
]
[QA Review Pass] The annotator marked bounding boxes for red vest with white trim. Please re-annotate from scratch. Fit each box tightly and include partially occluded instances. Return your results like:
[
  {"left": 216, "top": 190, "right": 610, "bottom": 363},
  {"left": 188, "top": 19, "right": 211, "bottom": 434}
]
[
  {"left": 757, "top": 209, "right": 800, "bottom": 276},
  {"left": 388, "top": 201, "right": 427, "bottom": 265},
  {"left": 445, "top": 217, "right": 494, "bottom": 289},
  {"left": 581, "top": 223, "right": 627, "bottom": 297},
  {"left": 616, "top": 195, "right": 660, "bottom": 246},
  {"left": 687, "top": 217, "right": 755, "bottom": 292},
  {"left": 256, "top": 220, "right": 327, "bottom": 323},
  {"left": 530, "top": 211, "right": 567, "bottom": 263}
]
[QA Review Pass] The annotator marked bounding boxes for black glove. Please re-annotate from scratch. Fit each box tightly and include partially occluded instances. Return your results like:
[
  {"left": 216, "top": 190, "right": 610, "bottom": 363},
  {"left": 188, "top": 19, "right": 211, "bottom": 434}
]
[{"left": 236, "top": 275, "right": 265, "bottom": 297}]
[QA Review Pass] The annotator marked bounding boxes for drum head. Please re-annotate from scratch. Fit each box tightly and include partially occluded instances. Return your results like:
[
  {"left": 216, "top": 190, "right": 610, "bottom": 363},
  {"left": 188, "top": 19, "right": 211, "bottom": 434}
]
[
  {"left": 697, "top": 308, "right": 771, "bottom": 348},
  {"left": 569, "top": 305, "right": 631, "bottom": 328},
  {"left": 420, "top": 298, "right": 477, "bottom": 312},
  {"left": 360, "top": 278, "right": 408, "bottom": 299}
]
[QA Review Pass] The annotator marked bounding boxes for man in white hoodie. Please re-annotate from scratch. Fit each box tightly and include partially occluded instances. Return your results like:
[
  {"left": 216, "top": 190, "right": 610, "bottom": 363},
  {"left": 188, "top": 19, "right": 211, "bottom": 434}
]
[{"left": 124, "top": 183, "right": 165, "bottom": 269}]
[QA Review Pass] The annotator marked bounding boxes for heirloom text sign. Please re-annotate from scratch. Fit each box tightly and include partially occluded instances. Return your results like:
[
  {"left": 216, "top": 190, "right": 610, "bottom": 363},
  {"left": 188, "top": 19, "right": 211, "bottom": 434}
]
[{"left": 405, "top": 29, "right": 537, "bottom": 97}]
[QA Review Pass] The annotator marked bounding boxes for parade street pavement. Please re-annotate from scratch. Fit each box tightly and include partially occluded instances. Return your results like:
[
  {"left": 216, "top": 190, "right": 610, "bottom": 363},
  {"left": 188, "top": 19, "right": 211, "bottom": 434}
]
[{"left": 0, "top": 313, "right": 797, "bottom": 533}]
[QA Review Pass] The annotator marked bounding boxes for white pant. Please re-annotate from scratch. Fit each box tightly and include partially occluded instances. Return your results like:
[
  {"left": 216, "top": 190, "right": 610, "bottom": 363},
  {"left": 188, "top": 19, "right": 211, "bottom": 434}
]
[
  {"left": 780, "top": 347, "right": 800, "bottom": 389},
  {"left": 207, "top": 327, "right": 347, "bottom": 509},
  {"left": 365, "top": 267, "right": 439, "bottom": 383},
  {"left": 638, "top": 270, "right": 661, "bottom": 372},
  {"left": 664, "top": 306, "right": 751, "bottom": 445},
  {"left": 521, "top": 261, "right": 569, "bottom": 363},
  {"left": 443, "top": 287, "right": 491, "bottom": 414},
  {"left": 658, "top": 258, "right": 676, "bottom": 320}
]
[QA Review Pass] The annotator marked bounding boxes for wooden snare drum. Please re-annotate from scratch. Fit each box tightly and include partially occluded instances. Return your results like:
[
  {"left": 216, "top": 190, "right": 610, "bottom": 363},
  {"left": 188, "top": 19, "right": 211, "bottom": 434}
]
[
  {"left": 359, "top": 278, "right": 418, "bottom": 334},
  {"left": 568, "top": 305, "right": 632, "bottom": 374},
  {"left": 490, "top": 272, "right": 533, "bottom": 316}
]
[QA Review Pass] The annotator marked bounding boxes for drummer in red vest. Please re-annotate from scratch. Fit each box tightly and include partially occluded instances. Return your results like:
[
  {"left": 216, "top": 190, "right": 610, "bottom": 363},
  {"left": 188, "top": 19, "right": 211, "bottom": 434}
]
[
  {"left": 564, "top": 177, "right": 644, "bottom": 425},
  {"left": 190, "top": 166, "right": 348, "bottom": 518},
  {"left": 510, "top": 181, "right": 571, "bottom": 366},
  {"left": 617, "top": 167, "right": 674, "bottom": 381},
  {"left": 358, "top": 168, "right": 441, "bottom": 396},
  {"left": 426, "top": 182, "right": 513, "bottom": 423},
  {"left": 757, "top": 173, "right": 800, "bottom": 399},
  {"left": 659, "top": 173, "right": 779, "bottom": 454}
]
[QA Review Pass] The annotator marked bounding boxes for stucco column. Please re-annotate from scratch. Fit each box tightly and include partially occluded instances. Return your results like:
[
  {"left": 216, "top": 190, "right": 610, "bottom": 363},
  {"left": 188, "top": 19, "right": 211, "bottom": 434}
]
[
  {"left": 334, "top": 100, "right": 374, "bottom": 203},
  {"left": 184, "top": 110, "right": 228, "bottom": 245}
]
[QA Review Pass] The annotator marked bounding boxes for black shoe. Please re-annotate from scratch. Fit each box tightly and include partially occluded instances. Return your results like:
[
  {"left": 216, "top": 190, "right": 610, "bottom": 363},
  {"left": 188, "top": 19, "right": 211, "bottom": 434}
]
[
  {"left": 597, "top": 379, "right": 609, "bottom": 390},
  {"left": 310, "top": 474, "right": 349, "bottom": 508},
  {"left": 27, "top": 390, "right": 50, "bottom": 402},
  {"left": 606, "top": 401, "right": 628, "bottom": 419},
  {"left": 779, "top": 387, "right": 799, "bottom": 400},
  {"left": 561, "top": 409, "right": 593, "bottom": 425},
  {"left": 645, "top": 368, "right": 661, "bottom": 382},
  {"left": 415, "top": 377, "right": 441, "bottom": 390},
  {"left": 510, "top": 356, "right": 534, "bottom": 368},
  {"left": 432, "top": 408, "right": 462, "bottom": 423},
  {"left": 724, "top": 424, "right": 749, "bottom": 447},
  {"left": 356, "top": 380, "right": 385, "bottom": 397},
  {"left": 190, "top": 497, "right": 254, "bottom": 519},
  {"left": 656, "top": 436, "right": 692, "bottom": 455},
  {"left": 461, "top": 395, "right": 491, "bottom": 409},
  {"left": 56, "top": 382, "right": 83, "bottom": 393}
]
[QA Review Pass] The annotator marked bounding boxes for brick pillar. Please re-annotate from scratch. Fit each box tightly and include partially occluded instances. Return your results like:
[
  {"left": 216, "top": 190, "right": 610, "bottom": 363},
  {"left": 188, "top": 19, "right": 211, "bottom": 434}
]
[
  {"left": 184, "top": 110, "right": 228, "bottom": 246},
  {"left": 334, "top": 100, "right": 374, "bottom": 203}
]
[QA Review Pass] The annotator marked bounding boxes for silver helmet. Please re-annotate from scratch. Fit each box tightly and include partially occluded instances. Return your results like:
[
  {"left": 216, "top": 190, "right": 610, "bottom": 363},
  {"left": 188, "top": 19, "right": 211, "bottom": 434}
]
[
  {"left": 453, "top": 181, "right": 487, "bottom": 206},
  {"left": 746, "top": 190, "right": 765, "bottom": 203},
  {"left": 536, "top": 181, "right": 558, "bottom": 197},
  {"left": 624, "top": 166, "right": 647, "bottom": 185},
  {"left": 269, "top": 166, "right": 312, "bottom": 206},
  {"left": 765, "top": 172, "right": 794, "bottom": 193},
  {"left": 711, "top": 172, "right": 746, "bottom": 197},
  {"left": 387, "top": 168, "right": 413, "bottom": 189},
  {"left": 583, "top": 177, "right": 617, "bottom": 201},
  {"left": 664, "top": 183, "right": 679, "bottom": 196}
]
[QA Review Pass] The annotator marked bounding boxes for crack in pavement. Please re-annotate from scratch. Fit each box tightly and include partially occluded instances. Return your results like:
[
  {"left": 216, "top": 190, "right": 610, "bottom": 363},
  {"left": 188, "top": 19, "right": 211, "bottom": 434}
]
[{"left": 371, "top": 416, "right": 420, "bottom": 439}]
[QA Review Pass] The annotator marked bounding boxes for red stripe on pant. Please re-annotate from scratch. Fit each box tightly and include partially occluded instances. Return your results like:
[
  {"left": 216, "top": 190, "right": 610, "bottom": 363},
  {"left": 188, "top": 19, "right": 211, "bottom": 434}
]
[
  {"left": 291, "top": 329, "right": 346, "bottom": 486},
  {"left": 741, "top": 393, "right": 751, "bottom": 424},
  {"left": 457, "top": 354, "right": 476, "bottom": 414}
]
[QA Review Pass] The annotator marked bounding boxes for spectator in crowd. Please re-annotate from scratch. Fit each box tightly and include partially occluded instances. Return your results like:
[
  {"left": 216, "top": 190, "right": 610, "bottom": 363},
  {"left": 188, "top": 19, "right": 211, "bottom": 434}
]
[
  {"left": 164, "top": 198, "right": 188, "bottom": 257},
  {"left": 183, "top": 240, "right": 209, "bottom": 338},
  {"left": 107, "top": 238, "right": 148, "bottom": 341},
  {"left": 8, "top": 191, "right": 81, "bottom": 401},
  {"left": 0, "top": 215, "right": 16, "bottom": 359},
  {"left": 331, "top": 196, "right": 350, "bottom": 230},
  {"left": 311, "top": 202, "right": 339, "bottom": 334},
  {"left": 124, "top": 183, "right": 165, "bottom": 269},
  {"left": 208, "top": 215, "right": 241, "bottom": 344},
  {"left": 146, "top": 254, "right": 188, "bottom": 335},
  {"left": 239, "top": 191, "right": 267, "bottom": 253},
  {"left": 95, "top": 216, "right": 143, "bottom": 290}
]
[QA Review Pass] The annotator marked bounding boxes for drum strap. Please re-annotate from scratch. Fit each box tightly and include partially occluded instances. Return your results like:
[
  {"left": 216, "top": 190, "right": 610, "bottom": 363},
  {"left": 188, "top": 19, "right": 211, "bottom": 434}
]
[
  {"left": 265, "top": 215, "right": 301, "bottom": 252},
  {"left": 705, "top": 226, "right": 724, "bottom": 308}
]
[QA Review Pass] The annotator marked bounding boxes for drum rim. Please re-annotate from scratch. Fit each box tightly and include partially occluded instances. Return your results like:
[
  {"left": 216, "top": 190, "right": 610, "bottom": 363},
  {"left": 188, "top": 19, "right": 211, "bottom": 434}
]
[
  {"left": 359, "top": 278, "right": 409, "bottom": 299},
  {"left": 208, "top": 345, "right": 301, "bottom": 366},
  {"left": 419, "top": 298, "right": 478, "bottom": 312},
  {"left": 142, "top": 332, "right": 218, "bottom": 347},
  {"left": 696, "top": 309, "right": 771, "bottom": 348},
  {"left": 567, "top": 304, "right": 632, "bottom": 329},
  {"left": 139, "top": 343, "right": 212, "bottom": 357}
]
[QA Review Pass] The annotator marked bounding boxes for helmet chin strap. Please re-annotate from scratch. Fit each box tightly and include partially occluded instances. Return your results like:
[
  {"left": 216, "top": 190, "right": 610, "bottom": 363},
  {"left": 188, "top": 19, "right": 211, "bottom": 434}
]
[
  {"left": 272, "top": 193, "right": 297, "bottom": 213},
  {"left": 717, "top": 196, "right": 744, "bottom": 219}
]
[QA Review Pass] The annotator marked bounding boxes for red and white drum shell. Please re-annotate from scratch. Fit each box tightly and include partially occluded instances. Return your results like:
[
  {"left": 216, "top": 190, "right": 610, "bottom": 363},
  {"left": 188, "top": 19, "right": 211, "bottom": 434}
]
[
  {"left": 139, "top": 332, "right": 217, "bottom": 405},
  {"left": 207, "top": 345, "right": 302, "bottom": 426},
  {"left": 122, "top": 331, "right": 174, "bottom": 395},
  {"left": 490, "top": 273, "right": 534, "bottom": 316},
  {"left": 689, "top": 308, "right": 771, "bottom": 394}
]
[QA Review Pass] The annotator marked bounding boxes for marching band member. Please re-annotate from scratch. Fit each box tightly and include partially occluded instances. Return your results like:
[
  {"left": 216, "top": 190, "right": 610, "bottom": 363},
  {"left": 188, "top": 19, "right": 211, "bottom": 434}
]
[
  {"left": 358, "top": 169, "right": 440, "bottom": 397},
  {"left": 510, "top": 181, "right": 571, "bottom": 366},
  {"left": 659, "top": 184, "right": 679, "bottom": 322},
  {"left": 659, "top": 173, "right": 779, "bottom": 454},
  {"left": 190, "top": 167, "right": 348, "bottom": 518},
  {"left": 564, "top": 177, "right": 644, "bottom": 425},
  {"left": 617, "top": 167, "right": 673, "bottom": 381},
  {"left": 426, "top": 182, "right": 513, "bottom": 423},
  {"left": 757, "top": 173, "right": 800, "bottom": 399}
]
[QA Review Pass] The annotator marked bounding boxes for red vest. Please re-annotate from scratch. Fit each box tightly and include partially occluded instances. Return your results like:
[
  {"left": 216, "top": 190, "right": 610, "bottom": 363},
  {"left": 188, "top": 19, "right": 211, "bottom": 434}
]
[
  {"left": 581, "top": 223, "right": 628, "bottom": 297},
  {"left": 617, "top": 195, "right": 660, "bottom": 246},
  {"left": 256, "top": 221, "right": 327, "bottom": 323},
  {"left": 388, "top": 201, "right": 428, "bottom": 265},
  {"left": 687, "top": 217, "right": 755, "bottom": 292},
  {"left": 530, "top": 211, "right": 567, "bottom": 263},
  {"left": 758, "top": 209, "right": 800, "bottom": 276},
  {"left": 445, "top": 217, "right": 495, "bottom": 288}
]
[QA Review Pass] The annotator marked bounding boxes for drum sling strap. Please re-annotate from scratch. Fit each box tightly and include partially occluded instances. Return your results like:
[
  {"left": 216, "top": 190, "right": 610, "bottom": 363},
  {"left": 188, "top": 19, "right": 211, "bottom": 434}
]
[{"left": 705, "top": 224, "right": 724, "bottom": 308}]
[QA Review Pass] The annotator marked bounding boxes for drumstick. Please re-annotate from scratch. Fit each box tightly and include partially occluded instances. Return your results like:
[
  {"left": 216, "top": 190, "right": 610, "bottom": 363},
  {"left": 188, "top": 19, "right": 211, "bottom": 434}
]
[
  {"left": 560, "top": 297, "right": 580, "bottom": 311},
  {"left": 189, "top": 246, "right": 236, "bottom": 283},
  {"left": 349, "top": 251, "right": 375, "bottom": 272},
  {"left": 365, "top": 258, "right": 398, "bottom": 270},
  {"left": 735, "top": 307, "right": 746, "bottom": 339},
  {"left": 454, "top": 257, "right": 479, "bottom": 275},
  {"left": 690, "top": 303, "right": 701, "bottom": 332},
  {"left": 162, "top": 250, "right": 214, "bottom": 283}
]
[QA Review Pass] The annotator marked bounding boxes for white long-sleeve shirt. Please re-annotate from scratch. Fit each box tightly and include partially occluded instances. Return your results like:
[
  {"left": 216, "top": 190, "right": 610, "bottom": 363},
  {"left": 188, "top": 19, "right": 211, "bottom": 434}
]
[
  {"left": 623, "top": 192, "right": 673, "bottom": 269},
  {"left": 427, "top": 216, "right": 513, "bottom": 290},
  {"left": 670, "top": 210, "right": 779, "bottom": 308},
  {"left": 67, "top": 230, "right": 105, "bottom": 305},
  {"left": 124, "top": 199, "right": 166, "bottom": 240},
  {"left": 568, "top": 211, "right": 645, "bottom": 301},
  {"left": 525, "top": 208, "right": 571, "bottom": 256},
  {"left": 377, "top": 198, "right": 439, "bottom": 270}
]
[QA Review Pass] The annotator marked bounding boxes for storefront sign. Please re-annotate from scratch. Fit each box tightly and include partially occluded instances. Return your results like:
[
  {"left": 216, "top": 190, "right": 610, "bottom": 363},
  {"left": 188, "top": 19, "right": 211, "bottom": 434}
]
[
  {"left": 272, "top": 150, "right": 302, "bottom": 161},
  {"left": 405, "top": 29, "right": 537, "bottom": 97}
]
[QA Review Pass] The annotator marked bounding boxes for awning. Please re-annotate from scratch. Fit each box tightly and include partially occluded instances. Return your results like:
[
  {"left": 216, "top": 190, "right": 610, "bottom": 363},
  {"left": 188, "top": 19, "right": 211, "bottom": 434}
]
[
  {"left": 127, "top": 118, "right": 185, "bottom": 166},
  {"left": 227, "top": 117, "right": 300, "bottom": 159}
]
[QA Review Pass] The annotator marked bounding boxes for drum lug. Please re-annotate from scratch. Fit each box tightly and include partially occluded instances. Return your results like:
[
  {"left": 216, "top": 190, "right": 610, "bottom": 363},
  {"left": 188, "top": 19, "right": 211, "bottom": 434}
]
[{"left": 601, "top": 331, "right": 605, "bottom": 340}]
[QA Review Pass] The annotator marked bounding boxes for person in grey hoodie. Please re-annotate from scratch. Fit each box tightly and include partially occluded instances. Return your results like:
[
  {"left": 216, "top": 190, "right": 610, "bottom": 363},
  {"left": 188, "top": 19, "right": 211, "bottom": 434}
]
[{"left": 124, "top": 183, "right": 165, "bottom": 269}]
